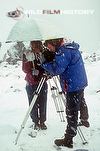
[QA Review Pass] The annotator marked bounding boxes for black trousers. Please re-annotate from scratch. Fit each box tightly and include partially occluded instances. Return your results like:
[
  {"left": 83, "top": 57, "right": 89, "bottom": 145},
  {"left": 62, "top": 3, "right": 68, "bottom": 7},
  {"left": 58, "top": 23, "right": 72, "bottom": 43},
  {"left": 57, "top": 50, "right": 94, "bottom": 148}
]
[
  {"left": 65, "top": 89, "right": 89, "bottom": 138},
  {"left": 26, "top": 82, "right": 48, "bottom": 124}
]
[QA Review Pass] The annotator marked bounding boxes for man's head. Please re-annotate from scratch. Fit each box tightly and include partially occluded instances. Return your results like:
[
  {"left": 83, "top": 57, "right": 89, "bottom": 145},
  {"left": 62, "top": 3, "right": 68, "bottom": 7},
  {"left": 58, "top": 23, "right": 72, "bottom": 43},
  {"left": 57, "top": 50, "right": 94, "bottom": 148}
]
[
  {"left": 30, "top": 41, "right": 42, "bottom": 53},
  {"left": 44, "top": 38, "right": 64, "bottom": 52}
]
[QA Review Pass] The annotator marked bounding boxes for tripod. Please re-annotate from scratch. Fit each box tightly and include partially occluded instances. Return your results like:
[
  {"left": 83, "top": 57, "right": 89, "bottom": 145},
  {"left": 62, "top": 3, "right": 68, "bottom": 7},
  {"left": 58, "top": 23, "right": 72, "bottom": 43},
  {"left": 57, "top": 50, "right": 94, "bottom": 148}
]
[{"left": 15, "top": 75, "right": 87, "bottom": 145}]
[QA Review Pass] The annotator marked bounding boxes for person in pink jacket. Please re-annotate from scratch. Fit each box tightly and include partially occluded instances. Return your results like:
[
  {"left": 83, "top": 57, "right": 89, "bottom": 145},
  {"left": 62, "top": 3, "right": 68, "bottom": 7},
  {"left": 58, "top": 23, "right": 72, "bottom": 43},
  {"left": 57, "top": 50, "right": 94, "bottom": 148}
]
[{"left": 22, "top": 41, "right": 48, "bottom": 130}]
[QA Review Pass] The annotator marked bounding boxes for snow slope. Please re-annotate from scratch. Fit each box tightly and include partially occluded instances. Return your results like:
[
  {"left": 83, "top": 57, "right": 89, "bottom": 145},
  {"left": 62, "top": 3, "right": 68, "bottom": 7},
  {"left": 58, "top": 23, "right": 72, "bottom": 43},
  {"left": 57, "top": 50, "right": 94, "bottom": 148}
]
[{"left": 0, "top": 60, "right": 100, "bottom": 151}]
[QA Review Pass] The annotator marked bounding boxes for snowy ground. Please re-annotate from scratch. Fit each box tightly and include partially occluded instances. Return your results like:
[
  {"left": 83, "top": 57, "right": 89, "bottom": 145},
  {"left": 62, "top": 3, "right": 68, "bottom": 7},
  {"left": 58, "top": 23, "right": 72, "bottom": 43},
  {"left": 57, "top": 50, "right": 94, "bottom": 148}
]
[{"left": 0, "top": 60, "right": 100, "bottom": 151}]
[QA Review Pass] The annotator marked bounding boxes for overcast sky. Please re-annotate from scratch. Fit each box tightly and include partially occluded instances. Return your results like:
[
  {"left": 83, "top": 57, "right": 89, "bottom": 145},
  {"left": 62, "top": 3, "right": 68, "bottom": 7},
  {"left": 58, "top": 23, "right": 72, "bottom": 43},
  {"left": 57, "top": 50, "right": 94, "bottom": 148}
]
[{"left": 0, "top": 0, "right": 100, "bottom": 52}]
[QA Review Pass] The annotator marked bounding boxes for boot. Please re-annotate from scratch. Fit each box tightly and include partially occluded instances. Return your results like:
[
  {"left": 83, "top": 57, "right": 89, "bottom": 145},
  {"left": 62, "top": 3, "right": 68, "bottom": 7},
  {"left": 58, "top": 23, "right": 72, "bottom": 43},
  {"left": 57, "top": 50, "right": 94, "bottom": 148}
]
[
  {"left": 54, "top": 136, "right": 73, "bottom": 148},
  {"left": 40, "top": 122, "right": 47, "bottom": 130},
  {"left": 34, "top": 123, "right": 40, "bottom": 130},
  {"left": 78, "top": 120, "right": 90, "bottom": 128}
]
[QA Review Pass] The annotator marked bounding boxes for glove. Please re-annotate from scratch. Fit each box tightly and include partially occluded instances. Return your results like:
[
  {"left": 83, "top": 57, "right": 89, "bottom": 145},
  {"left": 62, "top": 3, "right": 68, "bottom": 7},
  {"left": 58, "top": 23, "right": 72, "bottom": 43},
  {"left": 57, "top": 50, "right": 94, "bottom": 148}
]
[
  {"left": 32, "top": 69, "right": 39, "bottom": 76},
  {"left": 43, "top": 50, "right": 55, "bottom": 62}
]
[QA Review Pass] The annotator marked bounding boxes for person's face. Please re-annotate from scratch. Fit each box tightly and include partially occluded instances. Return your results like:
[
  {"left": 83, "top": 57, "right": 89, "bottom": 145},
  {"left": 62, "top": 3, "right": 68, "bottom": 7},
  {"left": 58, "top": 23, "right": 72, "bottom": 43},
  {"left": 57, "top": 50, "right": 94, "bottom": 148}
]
[
  {"left": 46, "top": 43, "right": 55, "bottom": 52},
  {"left": 31, "top": 42, "right": 42, "bottom": 53}
]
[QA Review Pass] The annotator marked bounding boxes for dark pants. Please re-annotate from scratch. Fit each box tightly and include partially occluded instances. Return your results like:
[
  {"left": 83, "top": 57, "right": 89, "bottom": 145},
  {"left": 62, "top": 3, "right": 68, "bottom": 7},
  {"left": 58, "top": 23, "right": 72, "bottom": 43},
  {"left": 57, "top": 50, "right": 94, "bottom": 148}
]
[
  {"left": 65, "top": 89, "right": 89, "bottom": 138},
  {"left": 26, "top": 82, "right": 48, "bottom": 124}
]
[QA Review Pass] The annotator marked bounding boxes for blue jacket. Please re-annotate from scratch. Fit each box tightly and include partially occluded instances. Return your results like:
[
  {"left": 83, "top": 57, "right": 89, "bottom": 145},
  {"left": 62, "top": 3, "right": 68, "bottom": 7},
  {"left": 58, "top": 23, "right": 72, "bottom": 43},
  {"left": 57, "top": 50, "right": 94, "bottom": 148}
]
[{"left": 42, "top": 42, "right": 88, "bottom": 92}]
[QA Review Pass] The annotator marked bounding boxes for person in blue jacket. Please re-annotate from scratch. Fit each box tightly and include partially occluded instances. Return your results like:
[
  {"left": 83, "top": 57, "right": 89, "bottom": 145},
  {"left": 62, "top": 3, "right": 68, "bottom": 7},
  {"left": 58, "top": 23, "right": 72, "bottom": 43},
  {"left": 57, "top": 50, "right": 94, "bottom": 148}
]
[{"left": 42, "top": 38, "right": 89, "bottom": 148}]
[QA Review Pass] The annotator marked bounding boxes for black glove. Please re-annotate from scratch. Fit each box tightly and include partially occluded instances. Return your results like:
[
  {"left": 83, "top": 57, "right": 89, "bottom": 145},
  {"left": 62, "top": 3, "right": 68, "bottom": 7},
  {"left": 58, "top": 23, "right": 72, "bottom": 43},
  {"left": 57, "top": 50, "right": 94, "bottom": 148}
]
[{"left": 43, "top": 50, "right": 55, "bottom": 63}]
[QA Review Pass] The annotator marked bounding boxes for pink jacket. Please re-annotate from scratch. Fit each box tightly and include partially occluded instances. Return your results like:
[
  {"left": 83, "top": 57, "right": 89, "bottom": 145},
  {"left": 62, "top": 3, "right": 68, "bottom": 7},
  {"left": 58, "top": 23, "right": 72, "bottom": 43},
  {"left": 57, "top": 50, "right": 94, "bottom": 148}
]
[{"left": 22, "top": 60, "right": 44, "bottom": 85}]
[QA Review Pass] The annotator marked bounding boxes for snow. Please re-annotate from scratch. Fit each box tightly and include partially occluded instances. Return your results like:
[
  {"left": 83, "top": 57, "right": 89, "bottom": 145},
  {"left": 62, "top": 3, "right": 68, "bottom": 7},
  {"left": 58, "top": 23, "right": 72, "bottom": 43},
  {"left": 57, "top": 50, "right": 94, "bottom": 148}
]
[
  {"left": 0, "top": 1, "right": 100, "bottom": 150},
  {"left": 0, "top": 60, "right": 100, "bottom": 151}
]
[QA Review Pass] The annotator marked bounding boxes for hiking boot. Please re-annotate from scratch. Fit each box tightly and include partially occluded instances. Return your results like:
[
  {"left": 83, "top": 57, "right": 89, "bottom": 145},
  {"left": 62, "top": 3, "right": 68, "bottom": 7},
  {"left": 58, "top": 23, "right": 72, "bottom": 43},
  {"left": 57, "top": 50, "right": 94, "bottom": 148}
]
[
  {"left": 34, "top": 123, "right": 40, "bottom": 130},
  {"left": 54, "top": 137, "right": 73, "bottom": 148},
  {"left": 40, "top": 122, "right": 47, "bottom": 130},
  {"left": 78, "top": 120, "right": 90, "bottom": 128}
]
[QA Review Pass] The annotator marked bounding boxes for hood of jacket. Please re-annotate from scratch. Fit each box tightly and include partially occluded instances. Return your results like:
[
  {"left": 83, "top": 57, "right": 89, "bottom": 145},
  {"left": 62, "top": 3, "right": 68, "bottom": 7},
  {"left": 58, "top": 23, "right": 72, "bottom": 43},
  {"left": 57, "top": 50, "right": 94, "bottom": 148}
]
[{"left": 64, "top": 41, "right": 80, "bottom": 50}]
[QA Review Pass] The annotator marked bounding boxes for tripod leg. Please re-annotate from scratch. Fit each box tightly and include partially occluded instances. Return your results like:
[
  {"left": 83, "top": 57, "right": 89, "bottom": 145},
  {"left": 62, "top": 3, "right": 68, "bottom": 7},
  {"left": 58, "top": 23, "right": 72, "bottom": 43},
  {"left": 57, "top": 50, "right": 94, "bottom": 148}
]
[
  {"left": 52, "top": 77, "right": 66, "bottom": 107},
  {"left": 49, "top": 79, "right": 65, "bottom": 122},
  {"left": 77, "top": 126, "right": 88, "bottom": 144},
  {"left": 56, "top": 94, "right": 65, "bottom": 122},
  {"left": 15, "top": 76, "right": 46, "bottom": 145}
]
